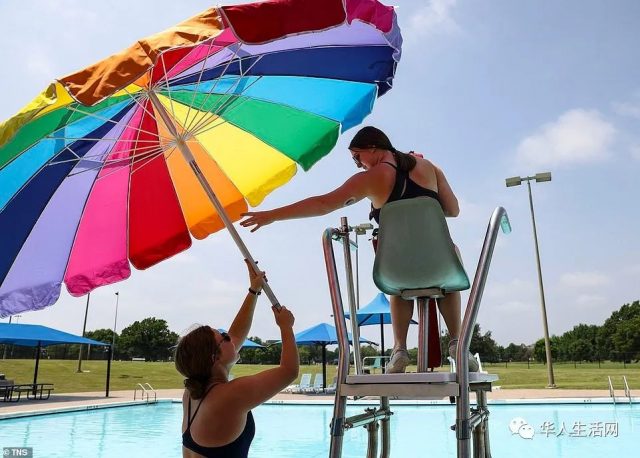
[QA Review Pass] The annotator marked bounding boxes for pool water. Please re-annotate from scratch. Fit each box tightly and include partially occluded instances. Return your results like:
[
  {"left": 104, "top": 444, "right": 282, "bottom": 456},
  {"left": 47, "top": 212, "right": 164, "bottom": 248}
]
[{"left": 0, "top": 402, "right": 637, "bottom": 457}]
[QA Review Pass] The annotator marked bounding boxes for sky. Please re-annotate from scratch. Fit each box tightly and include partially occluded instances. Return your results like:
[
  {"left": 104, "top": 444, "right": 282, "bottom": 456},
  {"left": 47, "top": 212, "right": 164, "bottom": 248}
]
[{"left": 0, "top": 0, "right": 638, "bottom": 349}]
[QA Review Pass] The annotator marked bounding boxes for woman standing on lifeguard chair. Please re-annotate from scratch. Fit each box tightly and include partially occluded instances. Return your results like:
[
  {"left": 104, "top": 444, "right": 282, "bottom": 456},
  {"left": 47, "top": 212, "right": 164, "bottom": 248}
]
[{"left": 240, "top": 126, "right": 479, "bottom": 373}]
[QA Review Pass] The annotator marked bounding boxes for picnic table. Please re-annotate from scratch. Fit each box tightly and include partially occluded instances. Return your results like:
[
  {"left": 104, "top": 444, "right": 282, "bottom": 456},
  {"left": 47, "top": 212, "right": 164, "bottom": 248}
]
[{"left": 0, "top": 382, "right": 54, "bottom": 402}]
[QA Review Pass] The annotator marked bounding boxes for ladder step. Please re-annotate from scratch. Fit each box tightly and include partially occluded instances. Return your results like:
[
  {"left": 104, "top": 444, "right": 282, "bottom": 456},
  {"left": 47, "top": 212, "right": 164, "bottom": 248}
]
[
  {"left": 340, "top": 382, "right": 459, "bottom": 398},
  {"left": 347, "top": 372, "right": 499, "bottom": 384}
]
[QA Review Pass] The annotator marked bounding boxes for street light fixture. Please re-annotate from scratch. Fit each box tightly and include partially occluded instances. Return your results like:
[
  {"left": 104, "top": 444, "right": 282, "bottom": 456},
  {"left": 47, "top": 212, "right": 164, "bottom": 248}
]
[{"left": 505, "top": 172, "right": 556, "bottom": 388}]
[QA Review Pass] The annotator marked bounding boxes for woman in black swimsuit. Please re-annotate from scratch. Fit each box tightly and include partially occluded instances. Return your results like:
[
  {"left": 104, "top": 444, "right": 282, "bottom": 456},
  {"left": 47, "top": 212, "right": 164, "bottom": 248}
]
[
  {"left": 175, "top": 262, "right": 298, "bottom": 457},
  {"left": 240, "top": 126, "right": 478, "bottom": 374}
]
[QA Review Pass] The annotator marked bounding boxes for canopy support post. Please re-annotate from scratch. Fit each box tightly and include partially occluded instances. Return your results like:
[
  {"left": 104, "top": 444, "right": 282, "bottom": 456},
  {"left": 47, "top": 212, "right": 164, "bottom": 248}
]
[{"left": 147, "top": 91, "right": 280, "bottom": 310}]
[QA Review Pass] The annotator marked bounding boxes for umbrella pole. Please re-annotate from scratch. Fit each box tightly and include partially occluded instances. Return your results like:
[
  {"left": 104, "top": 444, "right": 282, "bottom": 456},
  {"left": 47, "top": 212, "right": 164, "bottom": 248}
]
[
  {"left": 148, "top": 92, "right": 281, "bottom": 310},
  {"left": 33, "top": 342, "right": 41, "bottom": 396},
  {"left": 322, "top": 344, "right": 327, "bottom": 393},
  {"left": 380, "top": 315, "right": 385, "bottom": 374}
]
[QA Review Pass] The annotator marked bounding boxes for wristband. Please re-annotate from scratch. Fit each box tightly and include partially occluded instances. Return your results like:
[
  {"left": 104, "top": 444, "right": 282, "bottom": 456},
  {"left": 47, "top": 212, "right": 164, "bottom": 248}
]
[{"left": 248, "top": 288, "right": 262, "bottom": 296}]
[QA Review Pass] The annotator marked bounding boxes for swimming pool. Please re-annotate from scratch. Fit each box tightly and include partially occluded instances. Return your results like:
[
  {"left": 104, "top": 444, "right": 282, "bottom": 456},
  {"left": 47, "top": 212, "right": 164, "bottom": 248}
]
[{"left": 0, "top": 401, "right": 637, "bottom": 457}]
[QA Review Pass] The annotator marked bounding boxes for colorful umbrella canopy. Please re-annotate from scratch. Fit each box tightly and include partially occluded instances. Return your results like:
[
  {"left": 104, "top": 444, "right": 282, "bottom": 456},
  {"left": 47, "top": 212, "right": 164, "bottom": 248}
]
[{"left": 0, "top": 0, "right": 402, "bottom": 317}]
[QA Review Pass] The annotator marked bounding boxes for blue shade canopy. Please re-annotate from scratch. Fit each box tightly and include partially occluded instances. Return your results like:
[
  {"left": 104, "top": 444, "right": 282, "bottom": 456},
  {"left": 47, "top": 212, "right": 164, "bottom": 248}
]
[
  {"left": 0, "top": 323, "right": 109, "bottom": 347},
  {"left": 218, "top": 328, "right": 264, "bottom": 349},
  {"left": 345, "top": 293, "right": 418, "bottom": 326},
  {"left": 293, "top": 322, "right": 375, "bottom": 346}
]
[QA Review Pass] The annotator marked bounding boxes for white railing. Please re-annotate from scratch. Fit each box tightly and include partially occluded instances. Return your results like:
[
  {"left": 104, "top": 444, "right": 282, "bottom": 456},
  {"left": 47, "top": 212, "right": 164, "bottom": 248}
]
[
  {"left": 607, "top": 376, "right": 616, "bottom": 405},
  {"left": 134, "top": 382, "right": 157, "bottom": 402}
]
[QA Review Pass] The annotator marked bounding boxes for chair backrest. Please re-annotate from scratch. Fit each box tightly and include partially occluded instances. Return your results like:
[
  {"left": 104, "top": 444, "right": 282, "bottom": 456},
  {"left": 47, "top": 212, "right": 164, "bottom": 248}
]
[
  {"left": 312, "top": 374, "right": 323, "bottom": 388},
  {"left": 373, "top": 197, "right": 470, "bottom": 296},
  {"left": 299, "top": 373, "right": 312, "bottom": 387}
]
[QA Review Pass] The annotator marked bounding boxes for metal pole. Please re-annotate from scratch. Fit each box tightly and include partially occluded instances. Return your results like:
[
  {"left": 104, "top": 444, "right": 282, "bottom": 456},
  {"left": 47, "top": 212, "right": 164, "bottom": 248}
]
[
  {"left": 147, "top": 91, "right": 281, "bottom": 311},
  {"left": 1, "top": 316, "right": 10, "bottom": 359},
  {"left": 77, "top": 292, "right": 90, "bottom": 373},
  {"left": 526, "top": 180, "right": 556, "bottom": 388},
  {"left": 457, "top": 207, "right": 510, "bottom": 458},
  {"left": 106, "top": 345, "right": 112, "bottom": 397},
  {"left": 33, "top": 342, "right": 42, "bottom": 396},
  {"left": 323, "top": 228, "right": 350, "bottom": 458},
  {"left": 341, "top": 217, "right": 363, "bottom": 375},
  {"left": 111, "top": 292, "right": 119, "bottom": 361}
]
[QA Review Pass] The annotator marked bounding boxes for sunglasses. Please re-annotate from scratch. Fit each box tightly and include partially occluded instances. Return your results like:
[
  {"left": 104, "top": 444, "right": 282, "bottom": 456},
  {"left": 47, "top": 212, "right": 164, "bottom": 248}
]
[
  {"left": 219, "top": 332, "right": 231, "bottom": 344},
  {"left": 351, "top": 152, "right": 363, "bottom": 168}
]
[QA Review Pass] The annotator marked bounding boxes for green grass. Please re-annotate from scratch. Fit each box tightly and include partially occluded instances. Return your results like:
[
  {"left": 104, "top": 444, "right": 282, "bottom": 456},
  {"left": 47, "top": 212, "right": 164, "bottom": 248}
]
[{"left": 1, "top": 359, "right": 638, "bottom": 393}]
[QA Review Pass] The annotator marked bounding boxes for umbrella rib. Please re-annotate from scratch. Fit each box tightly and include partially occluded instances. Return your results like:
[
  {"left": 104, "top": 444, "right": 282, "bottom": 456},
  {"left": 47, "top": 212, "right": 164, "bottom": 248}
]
[
  {"left": 67, "top": 145, "right": 169, "bottom": 181},
  {"left": 49, "top": 141, "right": 171, "bottom": 167},
  {"left": 188, "top": 56, "right": 266, "bottom": 137},
  {"left": 120, "top": 87, "right": 164, "bottom": 131},
  {"left": 44, "top": 136, "right": 159, "bottom": 143},
  {"left": 158, "top": 53, "right": 180, "bottom": 128},
  {"left": 188, "top": 80, "right": 265, "bottom": 139},
  {"left": 181, "top": 43, "right": 243, "bottom": 134},
  {"left": 65, "top": 105, "right": 173, "bottom": 144},
  {"left": 177, "top": 36, "right": 220, "bottom": 136}
]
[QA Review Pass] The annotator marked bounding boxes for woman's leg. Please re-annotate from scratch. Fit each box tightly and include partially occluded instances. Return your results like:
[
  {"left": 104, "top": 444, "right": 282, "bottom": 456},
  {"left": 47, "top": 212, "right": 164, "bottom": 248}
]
[
  {"left": 390, "top": 295, "right": 413, "bottom": 350},
  {"left": 437, "top": 291, "right": 461, "bottom": 340},
  {"left": 438, "top": 291, "right": 479, "bottom": 371},
  {"left": 387, "top": 295, "right": 413, "bottom": 373}
]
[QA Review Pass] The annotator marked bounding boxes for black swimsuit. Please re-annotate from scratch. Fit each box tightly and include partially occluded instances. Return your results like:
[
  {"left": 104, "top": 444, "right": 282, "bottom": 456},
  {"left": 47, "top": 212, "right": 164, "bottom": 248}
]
[
  {"left": 182, "top": 385, "right": 255, "bottom": 458},
  {"left": 369, "top": 161, "right": 441, "bottom": 223}
]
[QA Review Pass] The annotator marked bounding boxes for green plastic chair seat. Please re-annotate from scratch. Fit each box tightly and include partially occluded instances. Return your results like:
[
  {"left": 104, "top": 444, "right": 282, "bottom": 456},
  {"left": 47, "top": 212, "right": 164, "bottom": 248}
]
[{"left": 372, "top": 197, "right": 470, "bottom": 296}]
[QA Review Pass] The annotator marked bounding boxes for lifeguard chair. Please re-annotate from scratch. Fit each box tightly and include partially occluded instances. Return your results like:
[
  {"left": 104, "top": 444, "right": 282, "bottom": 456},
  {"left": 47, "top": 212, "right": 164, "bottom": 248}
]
[{"left": 323, "top": 198, "right": 511, "bottom": 458}]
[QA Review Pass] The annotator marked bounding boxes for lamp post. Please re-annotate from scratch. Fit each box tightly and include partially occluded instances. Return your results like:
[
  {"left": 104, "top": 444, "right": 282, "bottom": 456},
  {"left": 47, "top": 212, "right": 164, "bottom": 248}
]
[
  {"left": 111, "top": 292, "right": 119, "bottom": 361},
  {"left": 506, "top": 172, "right": 556, "bottom": 388},
  {"left": 77, "top": 292, "right": 91, "bottom": 373}
]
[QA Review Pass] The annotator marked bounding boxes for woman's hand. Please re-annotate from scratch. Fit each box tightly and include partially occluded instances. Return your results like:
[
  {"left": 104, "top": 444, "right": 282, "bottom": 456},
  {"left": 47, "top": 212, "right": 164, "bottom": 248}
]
[
  {"left": 244, "top": 259, "right": 265, "bottom": 292},
  {"left": 273, "top": 305, "right": 295, "bottom": 329},
  {"left": 240, "top": 211, "right": 276, "bottom": 232}
]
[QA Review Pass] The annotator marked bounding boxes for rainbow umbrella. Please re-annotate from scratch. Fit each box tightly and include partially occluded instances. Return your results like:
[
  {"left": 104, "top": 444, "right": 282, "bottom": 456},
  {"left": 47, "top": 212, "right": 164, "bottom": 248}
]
[{"left": 0, "top": 0, "right": 402, "bottom": 318}]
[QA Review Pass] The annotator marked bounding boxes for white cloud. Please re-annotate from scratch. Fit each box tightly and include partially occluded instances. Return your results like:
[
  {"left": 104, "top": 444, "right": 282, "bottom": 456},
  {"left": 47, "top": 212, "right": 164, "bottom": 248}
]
[
  {"left": 408, "top": 0, "right": 459, "bottom": 37},
  {"left": 575, "top": 294, "right": 606, "bottom": 308},
  {"left": 612, "top": 91, "right": 640, "bottom": 119},
  {"left": 515, "top": 109, "right": 616, "bottom": 168},
  {"left": 560, "top": 271, "right": 611, "bottom": 288}
]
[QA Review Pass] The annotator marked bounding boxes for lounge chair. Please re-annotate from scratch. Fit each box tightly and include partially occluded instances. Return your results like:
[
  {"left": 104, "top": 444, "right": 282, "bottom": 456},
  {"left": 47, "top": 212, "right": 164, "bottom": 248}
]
[
  {"left": 325, "top": 376, "right": 337, "bottom": 394},
  {"left": 309, "top": 374, "right": 324, "bottom": 393},
  {"left": 289, "top": 373, "right": 312, "bottom": 394}
]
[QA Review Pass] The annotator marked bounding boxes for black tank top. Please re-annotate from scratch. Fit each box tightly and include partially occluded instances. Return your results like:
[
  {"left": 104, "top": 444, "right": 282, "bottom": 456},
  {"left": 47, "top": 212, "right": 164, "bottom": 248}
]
[
  {"left": 369, "top": 161, "right": 441, "bottom": 223},
  {"left": 182, "top": 385, "right": 255, "bottom": 457}
]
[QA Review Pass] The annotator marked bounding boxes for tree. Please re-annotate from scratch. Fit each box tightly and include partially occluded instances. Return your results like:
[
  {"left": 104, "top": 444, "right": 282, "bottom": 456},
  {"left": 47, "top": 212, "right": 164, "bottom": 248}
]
[
  {"left": 85, "top": 328, "right": 119, "bottom": 360},
  {"left": 117, "top": 318, "right": 179, "bottom": 361},
  {"left": 599, "top": 301, "right": 640, "bottom": 361}
]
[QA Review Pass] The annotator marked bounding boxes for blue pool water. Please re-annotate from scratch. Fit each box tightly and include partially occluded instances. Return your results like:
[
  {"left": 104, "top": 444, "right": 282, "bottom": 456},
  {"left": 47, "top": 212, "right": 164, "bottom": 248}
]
[{"left": 0, "top": 401, "right": 637, "bottom": 457}]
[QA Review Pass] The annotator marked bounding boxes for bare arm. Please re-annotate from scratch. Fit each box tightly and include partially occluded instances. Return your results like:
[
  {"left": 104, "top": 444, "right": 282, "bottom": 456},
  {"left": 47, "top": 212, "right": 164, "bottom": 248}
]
[
  {"left": 240, "top": 171, "right": 373, "bottom": 232},
  {"left": 228, "top": 261, "right": 265, "bottom": 351},
  {"left": 227, "top": 307, "right": 299, "bottom": 410},
  {"left": 434, "top": 165, "right": 460, "bottom": 217}
]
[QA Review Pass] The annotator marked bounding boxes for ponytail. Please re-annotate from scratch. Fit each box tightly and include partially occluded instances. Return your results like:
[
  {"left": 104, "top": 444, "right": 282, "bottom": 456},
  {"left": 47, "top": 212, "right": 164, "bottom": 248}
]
[{"left": 392, "top": 149, "right": 417, "bottom": 173}]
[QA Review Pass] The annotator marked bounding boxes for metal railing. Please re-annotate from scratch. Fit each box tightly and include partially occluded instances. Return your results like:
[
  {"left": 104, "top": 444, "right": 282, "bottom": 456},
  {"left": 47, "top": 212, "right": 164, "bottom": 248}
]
[
  {"left": 456, "top": 207, "right": 511, "bottom": 458},
  {"left": 607, "top": 376, "right": 616, "bottom": 404},
  {"left": 134, "top": 383, "right": 157, "bottom": 402},
  {"left": 623, "top": 376, "right": 632, "bottom": 404},
  {"left": 324, "top": 206, "right": 510, "bottom": 458}
]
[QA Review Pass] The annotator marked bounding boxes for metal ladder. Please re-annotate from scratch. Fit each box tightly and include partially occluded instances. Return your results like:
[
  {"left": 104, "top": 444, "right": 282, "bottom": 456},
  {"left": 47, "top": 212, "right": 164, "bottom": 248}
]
[
  {"left": 134, "top": 382, "right": 157, "bottom": 403},
  {"left": 323, "top": 207, "right": 510, "bottom": 458},
  {"left": 609, "top": 375, "right": 633, "bottom": 405}
]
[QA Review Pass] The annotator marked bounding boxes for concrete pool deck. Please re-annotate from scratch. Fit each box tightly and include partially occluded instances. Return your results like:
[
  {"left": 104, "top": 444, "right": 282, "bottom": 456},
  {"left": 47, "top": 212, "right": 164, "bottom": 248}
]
[{"left": 1, "top": 388, "right": 633, "bottom": 416}]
